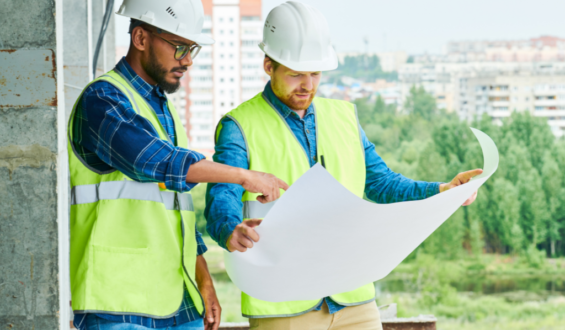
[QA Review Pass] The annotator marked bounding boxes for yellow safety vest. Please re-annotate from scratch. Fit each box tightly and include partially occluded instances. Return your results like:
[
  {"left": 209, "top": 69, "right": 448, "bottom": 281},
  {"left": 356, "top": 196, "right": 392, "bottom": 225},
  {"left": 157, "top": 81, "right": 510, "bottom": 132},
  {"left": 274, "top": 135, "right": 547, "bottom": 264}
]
[
  {"left": 68, "top": 70, "right": 203, "bottom": 318},
  {"left": 217, "top": 93, "right": 375, "bottom": 318}
]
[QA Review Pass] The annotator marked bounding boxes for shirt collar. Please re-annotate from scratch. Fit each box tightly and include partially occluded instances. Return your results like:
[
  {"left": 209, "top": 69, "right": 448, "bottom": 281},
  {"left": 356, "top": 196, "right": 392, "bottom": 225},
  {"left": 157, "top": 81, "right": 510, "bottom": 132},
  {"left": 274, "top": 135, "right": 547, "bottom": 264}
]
[
  {"left": 262, "top": 81, "right": 315, "bottom": 119},
  {"left": 114, "top": 57, "right": 166, "bottom": 100}
]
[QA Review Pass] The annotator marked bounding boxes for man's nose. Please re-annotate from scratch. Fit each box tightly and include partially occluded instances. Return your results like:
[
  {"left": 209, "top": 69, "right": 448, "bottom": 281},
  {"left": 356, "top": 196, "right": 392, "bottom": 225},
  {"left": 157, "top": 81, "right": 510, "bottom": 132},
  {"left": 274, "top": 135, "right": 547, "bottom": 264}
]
[
  {"left": 179, "top": 52, "right": 193, "bottom": 67},
  {"left": 302, "top": 75, "right": 314, "bottom": 91}
]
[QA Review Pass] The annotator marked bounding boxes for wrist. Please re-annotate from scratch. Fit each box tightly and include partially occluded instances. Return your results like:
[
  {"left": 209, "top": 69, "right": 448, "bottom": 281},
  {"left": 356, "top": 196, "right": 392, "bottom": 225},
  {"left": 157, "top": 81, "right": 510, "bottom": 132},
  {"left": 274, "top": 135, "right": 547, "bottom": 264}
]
[
  {"left": 439, "top": 183, "right": 447, "bottom": 193},
  {"left": 237, "top": 168, "right": 249, "bottom": 186}
]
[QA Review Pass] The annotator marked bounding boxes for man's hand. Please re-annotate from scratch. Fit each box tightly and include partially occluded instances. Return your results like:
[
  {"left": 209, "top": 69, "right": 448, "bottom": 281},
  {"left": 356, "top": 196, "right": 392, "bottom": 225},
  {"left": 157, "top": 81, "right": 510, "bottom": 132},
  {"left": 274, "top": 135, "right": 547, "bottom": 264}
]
[
  {"left": 439, "top": 169, "right": 483, "bottom": 206},
  {"left": 186, "top": 160, "right": 289, "bottom": 204},
  {"left": 200, "top": 283, "right": 221, "bottom": 330},
  {"left": 195, "top": 256, "right": 221, "bottom": 330},
  {"left": 227, "top": 219, "right": 262, "bottom": 252},
  {"left": 240, "top": 171, "right": 289, "bottom": 203}
]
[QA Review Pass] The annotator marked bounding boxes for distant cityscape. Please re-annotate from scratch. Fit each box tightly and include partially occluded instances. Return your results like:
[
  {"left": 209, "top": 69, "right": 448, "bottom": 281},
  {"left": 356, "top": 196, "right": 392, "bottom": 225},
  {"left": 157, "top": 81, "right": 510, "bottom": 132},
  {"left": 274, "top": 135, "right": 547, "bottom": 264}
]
[{"left": 118, "top": 5, "right": 565, "bottom": 156}]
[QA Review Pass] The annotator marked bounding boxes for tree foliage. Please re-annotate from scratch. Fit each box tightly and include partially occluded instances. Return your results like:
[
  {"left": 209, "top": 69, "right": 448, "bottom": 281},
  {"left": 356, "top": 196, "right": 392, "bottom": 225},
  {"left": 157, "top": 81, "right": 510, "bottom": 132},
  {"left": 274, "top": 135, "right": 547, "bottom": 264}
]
[
  {"left": 326, "top": 55, "right": 398, "bottom": 82},
  {"left": 355, "top": 87, "right": 565, "bottom": 259}
]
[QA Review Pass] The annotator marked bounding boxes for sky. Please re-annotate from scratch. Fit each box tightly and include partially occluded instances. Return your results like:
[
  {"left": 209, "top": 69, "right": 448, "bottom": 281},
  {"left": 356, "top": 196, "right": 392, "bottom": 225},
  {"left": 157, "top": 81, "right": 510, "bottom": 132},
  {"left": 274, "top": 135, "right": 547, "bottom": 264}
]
[{"left": 115, "top": 0, "right": 565, "bottom": 54}]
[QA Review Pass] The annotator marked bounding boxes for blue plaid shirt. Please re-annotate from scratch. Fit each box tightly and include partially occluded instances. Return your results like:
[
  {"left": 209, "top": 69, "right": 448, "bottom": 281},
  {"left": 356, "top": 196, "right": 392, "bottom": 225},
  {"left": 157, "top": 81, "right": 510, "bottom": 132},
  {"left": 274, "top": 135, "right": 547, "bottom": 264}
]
[
  {"left": 206, "top": 82, "right": 441, "bottom": 315},
  {"left": 72, "top": 57, "right": 206, "bottom": 329}
]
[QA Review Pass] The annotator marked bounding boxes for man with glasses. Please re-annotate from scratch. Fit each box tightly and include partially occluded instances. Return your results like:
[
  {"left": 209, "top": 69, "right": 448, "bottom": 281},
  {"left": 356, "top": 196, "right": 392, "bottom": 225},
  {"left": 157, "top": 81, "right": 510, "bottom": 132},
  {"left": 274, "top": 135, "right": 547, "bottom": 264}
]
[{"left": 68, "top": 1, "right": 288, "bottom": 330}]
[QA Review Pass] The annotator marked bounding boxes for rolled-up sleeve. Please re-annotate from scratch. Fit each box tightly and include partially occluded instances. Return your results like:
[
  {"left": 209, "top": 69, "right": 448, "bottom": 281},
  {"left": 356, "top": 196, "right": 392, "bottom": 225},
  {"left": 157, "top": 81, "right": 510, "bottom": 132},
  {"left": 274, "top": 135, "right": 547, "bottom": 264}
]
[
  {"left": 74, "top": 82, "right": 204, "bottom": 192},
  {"left": 205, "top": 117, "right": 248, "bottom": 251},
  {"left": 361, "top": 125, "right": 441, "bottom": 203}
]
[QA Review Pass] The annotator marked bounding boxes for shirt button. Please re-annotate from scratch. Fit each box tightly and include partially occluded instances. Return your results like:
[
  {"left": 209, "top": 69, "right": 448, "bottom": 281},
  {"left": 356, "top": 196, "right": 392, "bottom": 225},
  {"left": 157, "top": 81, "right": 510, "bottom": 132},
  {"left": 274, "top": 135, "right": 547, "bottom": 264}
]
[{"left": 306, "top": 129, "right": 310, "bottom": 134}]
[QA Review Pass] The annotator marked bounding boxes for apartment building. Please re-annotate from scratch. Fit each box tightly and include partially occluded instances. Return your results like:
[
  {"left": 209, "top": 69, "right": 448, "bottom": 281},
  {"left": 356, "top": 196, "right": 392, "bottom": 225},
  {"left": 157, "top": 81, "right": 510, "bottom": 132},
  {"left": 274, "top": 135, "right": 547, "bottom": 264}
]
[
  {"left": 398, "top": 61, "right": 565, "bottom": 137},
  {"left": 187, "top": 0, "right": 266, "bottom": 153},
  {"left": 445, "top": 36, "right": 565, "bottom": 63},
  {"left": 460, "top": 73, "right": 565, "bottom": 137}
]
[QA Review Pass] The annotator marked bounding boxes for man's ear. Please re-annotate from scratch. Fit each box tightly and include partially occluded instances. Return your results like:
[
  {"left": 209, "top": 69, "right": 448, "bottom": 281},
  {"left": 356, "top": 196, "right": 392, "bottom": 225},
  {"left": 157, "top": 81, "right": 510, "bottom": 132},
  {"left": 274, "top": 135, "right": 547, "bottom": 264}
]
[
  {"left": 263, "top": 56, "right": 274, "bottom": 77},
  {"left": 131, "top": 26, "right": 149, "bottom": 52}
]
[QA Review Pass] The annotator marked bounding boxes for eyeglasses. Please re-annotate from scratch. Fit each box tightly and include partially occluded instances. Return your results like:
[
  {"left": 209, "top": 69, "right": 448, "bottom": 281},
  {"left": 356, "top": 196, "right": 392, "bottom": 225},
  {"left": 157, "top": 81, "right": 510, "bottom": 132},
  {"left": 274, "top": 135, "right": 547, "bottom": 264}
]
[{"left": 151, "top": 32, "right": 202, "bottom": 61}]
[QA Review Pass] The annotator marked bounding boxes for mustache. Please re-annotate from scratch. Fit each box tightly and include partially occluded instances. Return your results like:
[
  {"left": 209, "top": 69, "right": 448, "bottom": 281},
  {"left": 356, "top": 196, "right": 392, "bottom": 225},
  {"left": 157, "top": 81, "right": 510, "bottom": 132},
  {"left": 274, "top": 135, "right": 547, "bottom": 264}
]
[{"left": 170, "top": 66, "right": 187, "bottom": 73}]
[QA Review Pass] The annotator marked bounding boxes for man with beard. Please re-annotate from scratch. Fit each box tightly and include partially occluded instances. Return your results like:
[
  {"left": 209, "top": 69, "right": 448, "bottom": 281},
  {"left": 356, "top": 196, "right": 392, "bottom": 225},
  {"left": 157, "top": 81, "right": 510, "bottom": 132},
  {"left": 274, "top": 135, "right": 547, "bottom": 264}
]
[
  {"left": 68, "top": 1, "right": 288, "bottom": 330},
  {"left": 205, "top": 2, "right": 481, "bottom": 329}
]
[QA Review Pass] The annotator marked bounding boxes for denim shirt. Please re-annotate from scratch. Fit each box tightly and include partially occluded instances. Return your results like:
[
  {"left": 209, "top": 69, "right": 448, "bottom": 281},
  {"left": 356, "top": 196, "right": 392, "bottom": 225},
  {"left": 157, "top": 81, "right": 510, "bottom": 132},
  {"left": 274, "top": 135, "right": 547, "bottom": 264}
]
[
  {"left": 205, "top": 82, "right": 441, "bottom": 314},
  {"left": 72, "top": 58, "right": 205, "bottom": 329}
]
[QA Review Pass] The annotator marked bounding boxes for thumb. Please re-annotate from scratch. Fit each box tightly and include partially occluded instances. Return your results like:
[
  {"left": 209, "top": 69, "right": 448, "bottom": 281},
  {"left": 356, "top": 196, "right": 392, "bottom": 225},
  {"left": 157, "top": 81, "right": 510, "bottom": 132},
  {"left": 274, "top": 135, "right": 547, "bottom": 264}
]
[
  {"left": 459, "top": 169, "right": 483, "bottom": 183},
  {"left": 206, "top": 308, "right": 214, "bottom": 323},
  {"left": 245, "top": 219, "right": 263, "bottom": 228}
]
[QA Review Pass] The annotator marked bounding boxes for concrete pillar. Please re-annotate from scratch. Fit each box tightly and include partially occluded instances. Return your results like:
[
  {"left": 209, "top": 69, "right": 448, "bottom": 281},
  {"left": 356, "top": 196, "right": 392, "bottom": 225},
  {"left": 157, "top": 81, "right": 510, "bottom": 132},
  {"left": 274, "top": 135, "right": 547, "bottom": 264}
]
[{"left": 0, "top": 0, "right": 68, "bottom": 328}]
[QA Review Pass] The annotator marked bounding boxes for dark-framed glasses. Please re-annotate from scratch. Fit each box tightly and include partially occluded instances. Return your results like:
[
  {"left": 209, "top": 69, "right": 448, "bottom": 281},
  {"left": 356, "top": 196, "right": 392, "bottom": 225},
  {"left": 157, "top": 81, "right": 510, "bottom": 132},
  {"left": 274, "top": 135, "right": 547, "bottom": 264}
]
[{"left": 151, "top": 32, "right": 202, "bottom": 60}]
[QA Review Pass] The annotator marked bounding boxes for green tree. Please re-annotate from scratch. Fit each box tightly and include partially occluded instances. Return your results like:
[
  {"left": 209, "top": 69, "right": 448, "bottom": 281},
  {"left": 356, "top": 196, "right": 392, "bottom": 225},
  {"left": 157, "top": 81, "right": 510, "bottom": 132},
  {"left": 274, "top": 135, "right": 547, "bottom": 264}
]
[{"left": 403, "top": 86, "right": 437, "bottom": 121}]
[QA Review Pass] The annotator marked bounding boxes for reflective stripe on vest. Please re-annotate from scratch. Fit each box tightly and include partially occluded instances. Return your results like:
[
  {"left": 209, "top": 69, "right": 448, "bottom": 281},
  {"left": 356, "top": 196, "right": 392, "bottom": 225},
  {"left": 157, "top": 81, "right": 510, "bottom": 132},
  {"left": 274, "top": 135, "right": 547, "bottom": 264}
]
[
  {"left": 71, "top": 181, "right": 194, "bottom": 211},
  {"left": 243, "top": 201, "right": 275, "bottom": 219}
]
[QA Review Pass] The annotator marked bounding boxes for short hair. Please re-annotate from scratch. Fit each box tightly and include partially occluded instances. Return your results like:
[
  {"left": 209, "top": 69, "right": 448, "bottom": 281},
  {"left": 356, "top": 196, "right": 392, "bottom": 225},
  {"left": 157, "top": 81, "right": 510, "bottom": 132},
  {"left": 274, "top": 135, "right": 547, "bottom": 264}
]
[{"left": 265, "top": 55, "right": 281, "bottom": 71}]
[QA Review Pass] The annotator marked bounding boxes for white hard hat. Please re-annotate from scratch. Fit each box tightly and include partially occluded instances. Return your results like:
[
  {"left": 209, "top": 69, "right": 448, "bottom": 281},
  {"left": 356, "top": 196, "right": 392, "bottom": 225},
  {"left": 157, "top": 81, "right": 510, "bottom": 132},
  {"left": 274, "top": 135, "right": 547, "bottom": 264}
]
[
  {"left": 116, "top": 0, "right": 214, "bottom": 45},
  {"left": 259, "top": 1, "right": 338, "bottom": 72}
]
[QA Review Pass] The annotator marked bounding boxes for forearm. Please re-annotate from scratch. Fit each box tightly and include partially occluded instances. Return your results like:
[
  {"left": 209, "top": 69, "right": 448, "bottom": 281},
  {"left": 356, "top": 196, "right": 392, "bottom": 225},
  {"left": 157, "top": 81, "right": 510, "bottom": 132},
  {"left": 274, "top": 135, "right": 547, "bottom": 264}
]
[
  {"left": 186, "top": 159, "right": 248, "bottom": 184},
  {"left": 361, "top": 127, "right": 440, "bottom": 203},
  {"left": 205, "top": 183, "right": 245, "bottom": 250},
  {"left": 195, "top": 255, "right": 214, "bottom": 290},
  {"left": 366, "top": 172, "right": 440, "bottom": 203}
]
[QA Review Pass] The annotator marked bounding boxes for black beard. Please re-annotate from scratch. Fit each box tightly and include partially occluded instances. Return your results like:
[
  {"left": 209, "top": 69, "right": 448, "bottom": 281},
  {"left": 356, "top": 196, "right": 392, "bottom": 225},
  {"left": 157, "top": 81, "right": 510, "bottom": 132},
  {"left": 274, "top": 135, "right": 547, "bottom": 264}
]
[{"left": 143, "top": 45, "right": 181, "bottom": 94}]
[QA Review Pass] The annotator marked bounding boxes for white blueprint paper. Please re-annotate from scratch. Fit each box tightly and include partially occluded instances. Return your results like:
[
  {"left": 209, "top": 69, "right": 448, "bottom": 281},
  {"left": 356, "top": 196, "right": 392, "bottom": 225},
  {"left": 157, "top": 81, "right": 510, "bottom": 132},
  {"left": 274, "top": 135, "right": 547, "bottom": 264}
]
[{"left": 224, "top": 128, "right": 499, "bottom": 302}]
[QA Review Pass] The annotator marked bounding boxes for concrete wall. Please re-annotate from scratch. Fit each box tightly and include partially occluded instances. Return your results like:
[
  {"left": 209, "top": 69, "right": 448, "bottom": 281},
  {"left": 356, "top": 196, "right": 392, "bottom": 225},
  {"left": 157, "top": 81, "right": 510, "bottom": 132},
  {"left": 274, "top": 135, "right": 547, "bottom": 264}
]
[{"left": 0, "top": 0, "right": 68, "bottom": 328}]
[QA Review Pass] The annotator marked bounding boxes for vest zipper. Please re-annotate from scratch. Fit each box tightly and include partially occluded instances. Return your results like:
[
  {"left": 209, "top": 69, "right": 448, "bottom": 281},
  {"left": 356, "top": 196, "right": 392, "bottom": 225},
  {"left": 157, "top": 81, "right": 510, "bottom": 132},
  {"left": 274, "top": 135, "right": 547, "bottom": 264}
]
[{"left": 177, "top": 193, "right": 206, "bottom": 316}]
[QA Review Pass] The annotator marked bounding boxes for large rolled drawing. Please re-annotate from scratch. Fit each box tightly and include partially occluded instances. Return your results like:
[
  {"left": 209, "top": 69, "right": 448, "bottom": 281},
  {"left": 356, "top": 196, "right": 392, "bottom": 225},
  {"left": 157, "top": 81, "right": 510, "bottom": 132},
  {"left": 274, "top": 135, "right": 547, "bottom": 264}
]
[{"left": 225, "top": 128, "right": 499, "bottom": 302}]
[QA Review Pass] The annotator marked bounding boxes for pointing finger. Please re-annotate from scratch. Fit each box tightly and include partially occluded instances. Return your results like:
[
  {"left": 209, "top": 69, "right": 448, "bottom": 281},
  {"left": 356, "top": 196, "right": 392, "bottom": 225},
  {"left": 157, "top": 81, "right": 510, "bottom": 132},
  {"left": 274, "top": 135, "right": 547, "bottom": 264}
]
[{"left": 278, "top": 178, "right": 290, "bottom": 191}]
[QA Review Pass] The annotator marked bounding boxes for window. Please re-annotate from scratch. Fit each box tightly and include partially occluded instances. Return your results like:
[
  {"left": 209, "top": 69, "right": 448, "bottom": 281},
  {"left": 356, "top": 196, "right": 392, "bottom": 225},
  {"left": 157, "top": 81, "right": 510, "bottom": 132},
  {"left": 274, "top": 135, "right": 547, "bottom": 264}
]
[
  {"left": 220, "top": 66, "right": 224, "bottom": 71},
  {"left": 198, "top": 125, "right": 212, "bottom": 130},
  {"left": 220, "top": 42, "right": 224, "bottom": 47},
  {"left": 230, "top": 66, "right": 234, "bottom": 70},
  {"left": 243, "top": 28, "right": 258, "bottom": 35},
  {"left": 195, "top": 76, "right": 212, "bottom": 82},
  {"left": 220, "top": 90, "right": 224, "bottom": 95},
  {"left": 241, "top": 16, "right": 260, "bottom": 21},
  {"left": 192, "top": 112, "right": 212, "bottom": 119},
  {"left": 220, "top": 29, "right": 224, "bottom": 34},
  {"left": 220, "top": 78, "right": 224, "bottom": 83},
  {"left": 242, "top": 40, "right": 260, "bottom": 47},
  {"left": 242, "top": 76, "right": 259, "bottom": 81},
  {"left": 196, "top": 136, "right": 212, "bottom": 142},
  {"left": 243, "top": 52, "right": 259, "bottom": 58},
  {"left": 202, "top": 28, "right": 211, "bottom": 33},
  {"left": 219, "top": 18, "right": 224, "bottom": 22},
  {"left": 197, "top": 65, "right": 212, "bottom": 70},
  {"left": 193, "top": 100, "right": 212, "bottom": 106},
  {"left": 230, "top": 78, "right": 234, "bottom": 82},
  {"left": 229, "top": 54, "right": 234, "bottom": 59},
  {"left": 229, "top": 17, "right": 234, "bottom": 22},
  {"left": 191, "top": 88, "right": 212, "bottom": 94},
  {"left": 230, "top": 30, "right": 234, "bottom": 35},
  {"left": 242, "top": 64, "right": 260, "bottom": 70},
  {"left": 221, "top": 102, "right": 224, "bottom": 106}
]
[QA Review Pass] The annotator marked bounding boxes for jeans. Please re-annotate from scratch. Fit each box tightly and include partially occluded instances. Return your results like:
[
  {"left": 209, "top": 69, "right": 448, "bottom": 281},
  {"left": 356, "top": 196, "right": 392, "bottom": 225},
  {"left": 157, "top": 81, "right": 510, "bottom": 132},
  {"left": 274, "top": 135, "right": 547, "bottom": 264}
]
[{"left": 84, "top": 314, "right": 205, "bottom": 330}]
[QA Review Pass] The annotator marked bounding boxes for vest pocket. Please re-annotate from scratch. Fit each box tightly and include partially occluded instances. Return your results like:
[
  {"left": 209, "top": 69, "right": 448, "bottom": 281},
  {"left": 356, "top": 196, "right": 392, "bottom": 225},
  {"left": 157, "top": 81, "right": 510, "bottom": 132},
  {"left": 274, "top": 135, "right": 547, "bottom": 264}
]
[{"left": 90, "top": 245, "right": 150, "bottom": 313}]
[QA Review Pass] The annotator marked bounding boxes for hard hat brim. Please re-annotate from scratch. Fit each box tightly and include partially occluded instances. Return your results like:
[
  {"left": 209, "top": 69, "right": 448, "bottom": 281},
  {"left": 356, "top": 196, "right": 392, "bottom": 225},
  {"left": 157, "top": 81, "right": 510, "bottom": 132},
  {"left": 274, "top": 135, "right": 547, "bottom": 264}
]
[
  {"left": 116, "top": 12, "right": 215, "bottom": 46},
  {"left": 259, "top": 43, "right": 338, "bottom": 72}
]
